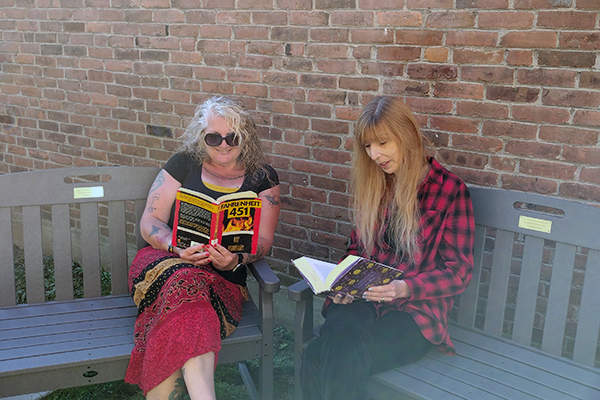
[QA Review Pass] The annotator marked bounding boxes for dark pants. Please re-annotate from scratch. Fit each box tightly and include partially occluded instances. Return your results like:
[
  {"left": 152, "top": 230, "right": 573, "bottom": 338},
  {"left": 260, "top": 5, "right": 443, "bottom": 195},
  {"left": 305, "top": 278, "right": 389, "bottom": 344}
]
[{"left": 300, "top": 301, "right": 433, "bottom": 400}]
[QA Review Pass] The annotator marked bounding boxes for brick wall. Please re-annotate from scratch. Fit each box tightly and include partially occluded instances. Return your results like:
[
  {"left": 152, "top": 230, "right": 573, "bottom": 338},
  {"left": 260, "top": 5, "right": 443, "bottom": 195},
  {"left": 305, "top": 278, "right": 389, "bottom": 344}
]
[{"left": 1, "top": 1, "right": 599, "bottom": 280}]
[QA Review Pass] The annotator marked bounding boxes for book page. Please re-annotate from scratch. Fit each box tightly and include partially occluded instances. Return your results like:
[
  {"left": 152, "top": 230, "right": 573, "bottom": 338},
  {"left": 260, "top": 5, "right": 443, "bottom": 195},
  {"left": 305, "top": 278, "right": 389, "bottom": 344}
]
[{"left": 292, "top": 257, "right": 337, "bottom": 294}]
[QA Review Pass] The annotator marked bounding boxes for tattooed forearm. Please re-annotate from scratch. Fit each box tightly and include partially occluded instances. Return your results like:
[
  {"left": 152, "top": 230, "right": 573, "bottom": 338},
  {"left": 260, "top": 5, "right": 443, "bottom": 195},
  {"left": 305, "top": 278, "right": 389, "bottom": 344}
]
[
  {"left": 149, "top": 225, "right": 161, "bottom": 237},
  {"left": 246, "top": 244, "right": 265, "bottom": 264},
  {"left": 265, "top": 194, "right": 280, "bottom": 206}
]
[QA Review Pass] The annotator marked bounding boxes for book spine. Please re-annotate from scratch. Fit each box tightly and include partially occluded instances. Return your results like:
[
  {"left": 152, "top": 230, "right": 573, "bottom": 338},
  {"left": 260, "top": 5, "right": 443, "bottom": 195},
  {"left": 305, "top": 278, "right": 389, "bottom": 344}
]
[
  {"left": 250, "top": 200, "right": 262, "bottom": 254},
  {"left": 171, "top": 197, "right": 182, "bottom": 247}
]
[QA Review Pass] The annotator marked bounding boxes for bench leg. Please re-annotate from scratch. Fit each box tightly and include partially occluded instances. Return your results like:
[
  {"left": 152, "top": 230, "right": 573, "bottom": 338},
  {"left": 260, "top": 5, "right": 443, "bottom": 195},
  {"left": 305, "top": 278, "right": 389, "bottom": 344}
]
[{"left": 258, "top": 289, "right": 274, "bottom": 400}]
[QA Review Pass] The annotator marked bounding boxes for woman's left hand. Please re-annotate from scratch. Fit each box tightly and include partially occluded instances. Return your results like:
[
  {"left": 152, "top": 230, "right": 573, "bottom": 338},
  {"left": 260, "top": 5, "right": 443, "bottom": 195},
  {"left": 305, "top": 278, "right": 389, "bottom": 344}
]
[
  {"left": 363, "top": 280, "right": 411, "bottom": 303},
  {"left": 206, "top": 243, "right": 239, "bottom": 271}
]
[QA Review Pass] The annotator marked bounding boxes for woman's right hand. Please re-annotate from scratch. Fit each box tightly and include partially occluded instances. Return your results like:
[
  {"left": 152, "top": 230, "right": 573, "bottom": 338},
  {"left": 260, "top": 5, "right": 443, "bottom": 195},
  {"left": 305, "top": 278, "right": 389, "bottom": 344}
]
[
  {"left": 330, "top": 293, "right": 354, "bottom": 305},
  {"left": 176, "top": 243, "right": 211, "bottom": 266}
]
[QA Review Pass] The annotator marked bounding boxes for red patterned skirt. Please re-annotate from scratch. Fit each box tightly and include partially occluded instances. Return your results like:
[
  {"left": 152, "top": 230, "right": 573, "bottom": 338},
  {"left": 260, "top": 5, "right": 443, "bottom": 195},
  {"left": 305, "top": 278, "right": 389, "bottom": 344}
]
[{"left": 124, "top": 246, "right": 248, "bottom": 394}]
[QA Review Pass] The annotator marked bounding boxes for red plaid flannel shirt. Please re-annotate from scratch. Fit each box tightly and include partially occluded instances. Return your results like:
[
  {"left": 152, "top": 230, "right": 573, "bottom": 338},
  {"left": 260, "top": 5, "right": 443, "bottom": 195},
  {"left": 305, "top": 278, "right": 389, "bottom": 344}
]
[{"left": 332, "top": 158, "right": 475, "bottom": 355}]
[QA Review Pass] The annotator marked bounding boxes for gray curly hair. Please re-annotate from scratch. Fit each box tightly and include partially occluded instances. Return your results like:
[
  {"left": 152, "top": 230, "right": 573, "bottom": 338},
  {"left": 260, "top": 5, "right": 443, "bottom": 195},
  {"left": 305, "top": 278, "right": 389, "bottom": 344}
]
[{"left": 179, "top": 96, "right": 267, "bottom": 175}]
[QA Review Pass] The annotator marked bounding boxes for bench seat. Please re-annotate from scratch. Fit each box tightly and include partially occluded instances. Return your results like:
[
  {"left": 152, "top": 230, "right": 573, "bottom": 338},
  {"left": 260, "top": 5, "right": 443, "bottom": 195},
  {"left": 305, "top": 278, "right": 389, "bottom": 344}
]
[{"left": 370, "top": 324, "right": 600, "bottom": 400}]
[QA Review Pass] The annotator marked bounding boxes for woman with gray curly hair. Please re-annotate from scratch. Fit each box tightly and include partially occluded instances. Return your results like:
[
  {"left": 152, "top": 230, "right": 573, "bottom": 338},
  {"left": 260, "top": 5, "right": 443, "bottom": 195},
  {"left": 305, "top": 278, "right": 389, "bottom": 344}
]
[{"left": 125, "top": 96, "right": 280, "bottom": 400}]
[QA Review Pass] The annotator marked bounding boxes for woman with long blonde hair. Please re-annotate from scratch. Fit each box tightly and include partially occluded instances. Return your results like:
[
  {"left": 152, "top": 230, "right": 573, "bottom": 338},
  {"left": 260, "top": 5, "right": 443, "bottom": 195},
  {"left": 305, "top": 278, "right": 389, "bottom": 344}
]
[{"left": 300, "top": 96, "right": 475, "bottom": 400}]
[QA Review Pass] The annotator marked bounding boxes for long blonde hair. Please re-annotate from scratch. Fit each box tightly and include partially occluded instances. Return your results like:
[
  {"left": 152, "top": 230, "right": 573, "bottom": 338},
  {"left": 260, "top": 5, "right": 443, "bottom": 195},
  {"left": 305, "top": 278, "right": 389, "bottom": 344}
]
[
  {"left": 179, "top": 96, "right": 266, "bottom": 176},
  {"left": 352, "top": 96, "right": 428, "bottom": 261}
]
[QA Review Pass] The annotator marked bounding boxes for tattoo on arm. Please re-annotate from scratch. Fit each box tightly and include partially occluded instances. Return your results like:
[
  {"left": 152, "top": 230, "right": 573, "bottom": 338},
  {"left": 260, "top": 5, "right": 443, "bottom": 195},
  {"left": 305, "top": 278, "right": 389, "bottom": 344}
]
[
  {"left": 149, "top": 225, "right": 161, "bottom": 237},
  {"left": 265, "top": 194, "right": 280, "bottom": 206},
  {"left": 149, "top": 170, "right": 166, "bottom": 195},
  {"left": 146, "top": 193, "right": 160, "bottom": 213},
  {"left": 247, "top": 244, "right": 265, "bottom": 264}
]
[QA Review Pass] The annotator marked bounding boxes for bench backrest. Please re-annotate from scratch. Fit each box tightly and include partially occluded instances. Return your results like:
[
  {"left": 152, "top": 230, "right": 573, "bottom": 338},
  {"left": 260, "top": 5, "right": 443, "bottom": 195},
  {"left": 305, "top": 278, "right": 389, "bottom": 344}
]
[
  {"left": 455, "top": 186, "right": 600, "bottom": 368},
  {"left": 0, "top": 167, "right": 160, "bottom": 306}
]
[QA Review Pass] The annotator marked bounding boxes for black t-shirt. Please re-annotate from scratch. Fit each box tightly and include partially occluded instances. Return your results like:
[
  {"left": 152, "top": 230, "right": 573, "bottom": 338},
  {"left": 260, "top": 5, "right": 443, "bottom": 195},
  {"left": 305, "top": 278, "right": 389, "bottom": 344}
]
[{"left": 163, "top": 152, "right": 279, "bottom": 286}]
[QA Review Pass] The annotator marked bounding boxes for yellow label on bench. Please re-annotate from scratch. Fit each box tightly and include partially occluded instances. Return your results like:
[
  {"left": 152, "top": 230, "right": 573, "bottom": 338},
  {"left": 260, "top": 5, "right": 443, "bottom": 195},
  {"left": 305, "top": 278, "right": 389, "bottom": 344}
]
[
  {"left": 73, "top": 186, "right": 104, "bottom": 199},
  {"left": 518, "top": 215, "right": 552, "bottom": 234}
]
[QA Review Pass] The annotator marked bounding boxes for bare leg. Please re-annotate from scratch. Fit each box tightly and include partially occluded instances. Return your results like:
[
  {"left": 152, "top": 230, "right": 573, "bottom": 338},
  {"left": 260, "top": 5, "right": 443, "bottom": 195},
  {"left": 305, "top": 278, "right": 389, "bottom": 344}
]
[
  {"left": 182, "top": 352, "right": 217, "bottom": 400},
  {"left": 146, "top": 369, "right": 190, "bottom": 400}
]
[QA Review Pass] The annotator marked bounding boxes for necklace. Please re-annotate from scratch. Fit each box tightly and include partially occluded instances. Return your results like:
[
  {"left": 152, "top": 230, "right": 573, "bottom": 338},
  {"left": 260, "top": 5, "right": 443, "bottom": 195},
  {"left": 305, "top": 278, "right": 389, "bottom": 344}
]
[{"left": 203, "top": 166, "right": 245, "bottom": 181}]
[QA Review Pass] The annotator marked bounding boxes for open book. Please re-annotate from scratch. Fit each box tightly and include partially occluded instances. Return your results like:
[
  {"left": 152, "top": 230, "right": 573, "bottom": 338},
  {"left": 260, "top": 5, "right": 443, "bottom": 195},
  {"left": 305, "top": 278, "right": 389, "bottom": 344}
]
[
  {"left": 291, "top": 255, "right": 403, "bottom": 297},
  {"left": 171, "top": 188, "right": 262, "bottom": 254}
]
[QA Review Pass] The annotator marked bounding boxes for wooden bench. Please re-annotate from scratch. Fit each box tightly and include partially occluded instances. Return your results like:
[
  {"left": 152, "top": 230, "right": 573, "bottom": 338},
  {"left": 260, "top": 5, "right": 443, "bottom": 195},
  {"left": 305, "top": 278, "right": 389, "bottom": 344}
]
[
  {"left": 0, "top": 166, "right": 280, "bottom": 400},
  {"left": 289, "top": 186, "right": 600, "bottom": 400}
]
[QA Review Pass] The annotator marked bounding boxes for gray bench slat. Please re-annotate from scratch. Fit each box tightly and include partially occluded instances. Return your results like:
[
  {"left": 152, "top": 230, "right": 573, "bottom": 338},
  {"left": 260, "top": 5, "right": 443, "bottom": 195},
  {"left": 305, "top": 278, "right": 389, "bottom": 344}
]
[
  {"left": 380, "top": 361, "right": 506, "bottom": 400},
  {"left": 370, "top": 368, "right": 466, "bottom": 400},
  {"left": 413, "top": 354, "right": 542, "bottom": 400},
  {"left": 542, "top": 242, "right": 576, "bottom": 356},
  {"left": 456, "top": 223, "right": 486, "bottom": 327},
  {"left": 1, "top": 332, "right": 134, "bottom": 364},
  {"left": 424, "top": 351, "right": 561, "bottom": 400},
  {"left": 483, "top": 229, "right": 514, "bottom": 336},
  {"left": 23, "top": 205, "right": 45, "bottom": 304},
  {"left": 3, "top": 325, "right": 135, "bottom": 349},
  {"left": 512, "top": 236, "right": 544, "bottom": 346},
  {"left": 81, "top": 202, "right": 102, "bottom": 298},
  {"left": 108, "top": 200, "right": 129, "bottom": 295},
  {"left": 0, "top": 207, "right": 15, "bottom": 307},
  {"left": 52, "top": 203, "right": 74, "bottom": 301},
  {"left": 451, "top": 325, "right": 600, "bottom": 397},
  {"left": 573, "top": 248, "right": 600, "bottom": 367}
]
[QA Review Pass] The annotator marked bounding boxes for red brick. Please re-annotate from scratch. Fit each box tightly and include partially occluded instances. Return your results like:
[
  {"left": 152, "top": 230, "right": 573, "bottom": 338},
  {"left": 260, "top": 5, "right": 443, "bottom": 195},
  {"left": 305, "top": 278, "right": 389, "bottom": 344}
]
[
  {"left": 424, "top": 47, "right": 448, "bottom": 62},
  {"left": 502, "top": 175, "right": 557, "bottom": 196},
  {"left": 461, "top": 66, "right": 513, "bottom": 83},
  {"left": 573, "top": 110, "right": 600, "bottom": 127},
  {"left": 316, "top": 59, "right": 356, "bottom": 74},
  {"left": 521, "top": 160, "right": 577, "bottom": 180},
  {"left": 491, "top": 156, "right": 517, "bottom": 172},
  {"left": 377, "top": 46, "right": 421, "bottom": 61},
  {"left": 446, "top": 30, "right": 498, "bottom": 47},
  {"left": 425, "top": 11, "right": 476, "bottom": 28},
  {"left": 543, "top": 89, "right": 600, "bottom": 108},
  {"left": 452, "top": 134, "right": 503, "bottom": 153},
  {"left": 291, "top": 186, "right": 327, "bottom": 203},
  {"left": 506, "top": 50, "right": 533, "bottom": 66},
  {"left": 487, "top": 86, "right": 539, "bottom": 103},
  {"left": 312, "top": 202, "right": 350, "bottom": 221},
  {"left": 501, "top": 31, "right": 557, "bottom": 48},
  {"left": 360, "top": 61, "right": 402, "bottom": 77},
  {"left": 307, "top": 90, "right": 346, "bottom": 105},
  {"left": 577, "top": 0, "right": 600, "bottom": 9},
  {"left": 514, "top": 0, "right": 569, "bottom": 9},
  {"left": 560, "top": 30, "right": 600, "bottom": 50},
  {"left": 270, "top": 87, "right": 305, "bottom": 101},
  {"left": 478, "top": 11, "right": 534, "bottom": 28},
  {"left": 514, "top": 105, "right": 571, "bottom": 124},
  {"left": 430, "top": 116, "right": 479, "bottom": 134},
  {"left": 505, "top": 140, "right": 561, "bottom": 160},
  {"left": 539, "top": 51, "right": 596, "bottom": 68},
  {"left": 559, "top": 183, "right": 600, "bottom": 203},
  {"left": 538, "top": 11, "right": 596, "bottom": 29},
  {"left": 339, "top": 76, "right": 379, "bottom": 91},
  {"left": 539, "top": 126, "right": 598, "bottom": 146},
  {"left": 273, "top": 114, "right": 309, "bottom": 130},
  {"left": 295, "top": 104, "right": 332, "bottom": 119},
  {"left": 437, "top": 149, "right": 488, "bottom": 170},
  {"left": 335, "top": 106, "right": 362, "bottom": 121},
  {"left": 233, "top": 26, "right": 268, "bottom": 40},
  {"left": 350, "top": 28, "right": 394, "bottom": 44},
  {"left": 580, "top": 72, "right": 600, "bottom": 89},
  {"left": 434, "top": 82, "right": 484, "bottom": 99},
  {"left": 405, "top": 97, "right": 452, "bottom": 114},
  {"left": 457, "top": 101, "right": 509, "bottom": 119},
  {"left": 247, "top": 41, "right": 284, "bottom": 56},
  {"left": 310, "top": 28, "right": 349, "bottom": 43},
  {"left": 312, "top": 119, "right": 349, "bottom": 134},
  {"left": 289, "top": 11, "right": 328, "bottom": 26},
  {"left": 407, "top": 64, "right": 458, "bottom": 80},
  {"left": 580, "top": 168, "right": 600, "bottom": 185},
  {"left": 311, "top": 175, "right": 347, "bottom": 192},
  {"left": 276, "top": 0, "right": 312, "bottom": 9},
  {"left": 396, "top": 30, "right": 444, "bottom": 46},
  {"left": 291, "top": 159, "right": 330, "bottom": 175},
  {"left": 562, "top": 146, "right": 600, "bottom": 165},
  {"left": 300, "top": 74, "right": 337, "bottom": 89},
  {"left": 307, "top": 44, "right": 348, "bottom": 59},
  {"left": 407, "top": 0, "right": 453, "bottom": 7},
  {"left": 313, "top": 148, "right": 351, "bottom": 164},
  {"left": 517, "top": 68, "right": 576, "bottom": 87},
  {"left": 454, "top": 49, "right": 504, "bottom": 65},
  {"left": 376, "top": 11, "right": 422, "bottom": 27}
]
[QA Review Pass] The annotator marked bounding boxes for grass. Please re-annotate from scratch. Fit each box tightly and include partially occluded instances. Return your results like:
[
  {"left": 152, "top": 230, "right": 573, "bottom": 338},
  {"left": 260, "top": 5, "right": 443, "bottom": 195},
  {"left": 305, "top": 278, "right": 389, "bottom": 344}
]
[{"left": 14, "top": 247, "right": 295, "bottom": 400}]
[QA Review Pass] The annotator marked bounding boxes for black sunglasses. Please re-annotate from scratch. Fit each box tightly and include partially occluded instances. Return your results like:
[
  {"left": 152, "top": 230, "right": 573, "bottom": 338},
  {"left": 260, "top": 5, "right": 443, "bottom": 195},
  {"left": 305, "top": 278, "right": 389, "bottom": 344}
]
[{"left": 204, "top": 132, "right": 240, "bottom": 147}]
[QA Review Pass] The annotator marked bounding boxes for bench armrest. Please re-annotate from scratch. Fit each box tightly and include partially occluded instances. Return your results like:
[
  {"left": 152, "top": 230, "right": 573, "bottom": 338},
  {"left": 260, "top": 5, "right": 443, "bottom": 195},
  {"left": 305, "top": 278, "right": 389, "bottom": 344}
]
[
  {"left": 288, "top": 279, "right": 316, "bottom": 400},
  {"left": 247, "top": 258, "right": 280, "bottom": 294}
]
